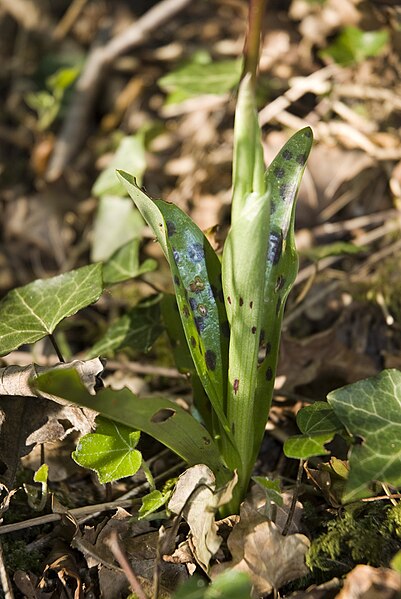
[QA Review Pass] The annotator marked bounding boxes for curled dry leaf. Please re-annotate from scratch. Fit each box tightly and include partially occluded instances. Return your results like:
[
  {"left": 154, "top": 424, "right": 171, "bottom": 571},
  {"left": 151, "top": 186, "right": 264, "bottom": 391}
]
[
  {"left": 168, "top": 464, "right": 238, "bottom": 572},
  {"left": 211, "top": 500, "right": 310, "bottom": 597},
  {"left": 336, "top": 565, "right": 401, "bottom": 599},
  {"left": 0, "top": 358, "right": 103, "bottom": 486},
  {"left": 0, "top": 358, "right": 104, "bottom": 403}
]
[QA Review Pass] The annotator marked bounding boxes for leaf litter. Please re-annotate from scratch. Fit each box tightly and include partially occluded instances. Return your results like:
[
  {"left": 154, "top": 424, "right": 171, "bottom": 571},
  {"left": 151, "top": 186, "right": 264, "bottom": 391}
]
[{"left": 1, "top": 0, "right": 401, "bottom": 596}]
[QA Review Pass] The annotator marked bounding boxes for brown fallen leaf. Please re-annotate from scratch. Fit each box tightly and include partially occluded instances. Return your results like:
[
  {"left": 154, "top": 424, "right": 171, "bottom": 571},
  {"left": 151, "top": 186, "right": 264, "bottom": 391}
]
[
  {"left": 336, "top": 565, "right": 401, "bottom": 599},
  {"left": 0, "top": 359, "right": 103, "bottom": 486},
  {"left": 168, "top": 464, "right": 238, "bottom": 572},
  {"left": 211, "top": 500, "right": 310, "bottom": 597}
]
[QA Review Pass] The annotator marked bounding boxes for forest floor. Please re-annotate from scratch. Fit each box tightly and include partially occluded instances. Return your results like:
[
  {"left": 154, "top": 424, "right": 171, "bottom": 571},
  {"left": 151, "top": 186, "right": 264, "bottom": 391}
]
[{"left": 1, "top": 0, "right": 401, "bottom": 597}]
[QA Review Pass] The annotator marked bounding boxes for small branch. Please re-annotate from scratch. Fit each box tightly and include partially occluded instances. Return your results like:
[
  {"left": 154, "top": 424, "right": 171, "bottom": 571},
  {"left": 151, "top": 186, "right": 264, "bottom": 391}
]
[
  {"left": 46, "top": 0, "right": 192, "bottom": 181},
  {"left": 106, "top": 530, "right": 148, "bottom": 599},
  {"left": 282, "top": 459, "right": 304, "bottom": 536},
  {"left": 0, "top": 0, "right": 52, "bottom": 35}
]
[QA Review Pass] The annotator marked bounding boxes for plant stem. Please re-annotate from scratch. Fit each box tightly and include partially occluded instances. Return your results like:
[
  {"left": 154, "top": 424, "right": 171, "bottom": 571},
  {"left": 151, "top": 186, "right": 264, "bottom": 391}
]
[
  {"left": 48, "top": 333, "right": 65, "bottom": 362},
  {"left": 242, "top": 0, "right": 267, "bottom": 86}
]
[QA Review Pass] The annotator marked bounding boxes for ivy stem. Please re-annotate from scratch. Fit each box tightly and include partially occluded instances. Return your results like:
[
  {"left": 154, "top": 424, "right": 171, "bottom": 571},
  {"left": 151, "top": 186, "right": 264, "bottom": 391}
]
[
  {"left": 282, "top": 459, "right": 304, "bottom": 536},
  {"left": 242, "top": 0, "right": 267, "bottom": 87},
  {"left": 48, "top": 333, "right": 65, "bottom": 363}
]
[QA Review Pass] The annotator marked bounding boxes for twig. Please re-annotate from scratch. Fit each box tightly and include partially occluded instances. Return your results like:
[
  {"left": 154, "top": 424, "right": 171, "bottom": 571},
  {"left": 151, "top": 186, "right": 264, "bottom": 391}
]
[
  {"left": 0, "top": 461, "right": 184, "bottom": 536},
  {"left": 53, "top": 0, "right": 89, "bottom": 41},
  {"left": 48, "top": 334, "right": 65, "bottom": 363},
  {"left": 46, "top": 0, "right": 192, "bottom": 181},
  {"left": 282, "top": 459, "right": 304, "bottom": 536},
  {"left": 0, "top": 538, "right": 14, "bottom": 599},
  {"left": 106, "top": 530, "right": 148, "bottom": 599}
]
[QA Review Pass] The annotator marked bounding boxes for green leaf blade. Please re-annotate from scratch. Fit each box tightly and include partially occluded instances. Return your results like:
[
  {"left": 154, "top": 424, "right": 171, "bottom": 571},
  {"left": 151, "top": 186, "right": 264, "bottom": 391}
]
[
  {"left": 73, "top": 417, "right": 142, "bottom": 484},
  {"left": 284, "top": 433, "right": 334, "bottom": 460},
  {"left": 0, "top": 264, "right": 103, "bottom": 357},
  {"left": 34, "top": 369, "right": 230, "bottom": 486},
  {"left": 328, "top": 369, "right": 401, "bottom": 502},
  {"left": 103, "top": 239, "right": 157, "bottom": 285}
]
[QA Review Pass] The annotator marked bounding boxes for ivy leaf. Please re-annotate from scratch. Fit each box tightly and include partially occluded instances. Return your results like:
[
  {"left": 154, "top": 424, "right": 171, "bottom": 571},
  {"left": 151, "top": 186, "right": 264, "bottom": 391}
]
[
  {"left": 72, "top": 417, "right": 142, "bottom": 484},
  {"left": 284, "top": 402, "right": 344, "bottom": 460},
  {"left": 34, "top": 368, "right": 230, "bottom": 487},
  {"left": 0, "top": 264, "right": 103, "bottom": 357},
  {"left": 87, "top": 296, "right": 163, "bottom": 358},
  {"left": 327, "top": 369, "right": 401, "bottom": 502},
  {"left": 103, "top": 239, "right": 157, "bottom": 285},
  {"left": 284, "top": 433, "right": 333, "bottom": 460}
]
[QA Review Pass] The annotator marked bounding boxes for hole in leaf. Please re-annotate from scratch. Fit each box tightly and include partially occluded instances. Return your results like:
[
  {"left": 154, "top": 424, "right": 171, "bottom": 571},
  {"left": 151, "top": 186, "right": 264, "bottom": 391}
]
[{"left": 151, "top": 408, "right": 176, "bottom": 423}]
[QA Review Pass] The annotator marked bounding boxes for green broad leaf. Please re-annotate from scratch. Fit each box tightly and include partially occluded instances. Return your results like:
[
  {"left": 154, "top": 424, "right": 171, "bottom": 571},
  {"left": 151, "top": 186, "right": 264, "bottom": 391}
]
[
  {"left": 159, "top": 57, "right": 242, "bottom": 105},
  {"left": 391, "top": 550, "right": 401, "bottom": 574},
  {"left": 92, "top": 134, "right": 146, "bottom": 198},
  {"left": 91, "top": 196, "right": 145, "bottom": 262},
  {"left": 322, "top": 26, "right": 389, "bottom": 66},
  {"left": 284, "top": 432, "right": 334, "bottom": 459},
  {"left": 222, "top": 189, "right": 270, "bottom": 477},
  {"left": 34, "top": 369, "right": 230, "bottom": 486},
  {"left": 173, "top": 571, "right": 252, "bottom": 599},
  {"left": 117, "top": 171, "right": 235, "bottom": 452},
  {"left": 33, "top": 464, "right": 48, "bottom": 484},
  {"left": 252, "top": 476, "right": 283, "bottom": 507},
  {"left": 138, "top": 489, "right": 172, "bottom": 520},
  {"left": 253, "top": 127, "right": 313, "bottom": 461},
  {"left": 327, "top": 369, "right": 401, "bottom": 502},
  {"left": 0, "top": 264, "right": 103, "bottom": 357},
  {"left": 302, "top": 241, "right": 366, "bottom": 262},
  {"left": 297, "top": 401, "right": 344, "bottom": 435},
  {"left": 72, "top": 417, "right": 142, "bottom": 484},
  {"left": 103, "top": 239, "right": 157, "bottom": 285},
  {"left": 87, "top": 296, "right": 163, "bottom": 358}
]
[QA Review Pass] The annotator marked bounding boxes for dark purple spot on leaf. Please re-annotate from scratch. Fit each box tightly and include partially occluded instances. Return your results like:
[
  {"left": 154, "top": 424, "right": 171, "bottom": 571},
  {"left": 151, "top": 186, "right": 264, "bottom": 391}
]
[
  {"left": 221, "top": 320, "right": 230, "bottom": 338},
  {"left": 259, "top": 329, "right": 265, "bottom": 346},
  {"left": 227, "top": 296, "right": 232, "bottom": 305},
  {"left": 279, "top": 183, "right": 291, "bottom": 200},
  {"left": 188, "top": 242, "right": 204, "bottom": 263},
  {"left": 205, "top": 349, "right": 217, "bottom": 371},
  {"left": 265, "top": 367, "right": 273, "bottom": 381},
  {"left": 234, "top": 379, "right": 239, "bottom": 395},
  {"left": 265, "top": 341, "right": 271, "bottom": 356},
  {"left": 296, "top": 153, "right": 307, "bottom": 166},
  {"left": 274, "top": 167, "right": 285, "bottom": 179},
  {"left": 166, "top": 221, "right": 176, "bottom": 236},
  {"left": 190, "top": 336, "right": 197, "bottom": 348},
  {"left": 282, "top": 149, "right": 292, "bottom": 160},
  {"left": 189, "top": 276, "right": 205, "bottom": 293},
  {"left": 189, "top": 297, "right": 197, "bottom": 311},
  {"left": 239, "top": 297, "right": 244, "bottom": 306},
  {"left": 194, "top": 316, "right": 206, "bottom": 333},
  {"left": 183, "top": 305, "right": 190, "bottom": 318},
  {"left": 251, "top": 326, "right": 257, "bottom": 334},
  {"left": 198, "top": 304, "right": 208, "bottom": 317},
  {"left": 249, "top": 301, "right": 253, "bottom": 309},
  {"left": 268, "top": 230, "right": 283, "bottom": 265},
  {"left": 174, "top": 275, "right": 180, "bottom": 286},
  {"left": 172, "top": 248, "right": 180, "bottom": 264}
]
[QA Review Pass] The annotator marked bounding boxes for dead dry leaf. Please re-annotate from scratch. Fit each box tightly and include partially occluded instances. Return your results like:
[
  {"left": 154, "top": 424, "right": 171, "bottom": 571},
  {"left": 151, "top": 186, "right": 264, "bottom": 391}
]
[
  {"left": 336, "top": 565, "right": 401, "bottom": 599},
  {"left": 168, "top": 464, "right": 238, "bottom": 572},
  {"left": 211, "top": 501, "right": 310, "bottom": 597}
]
